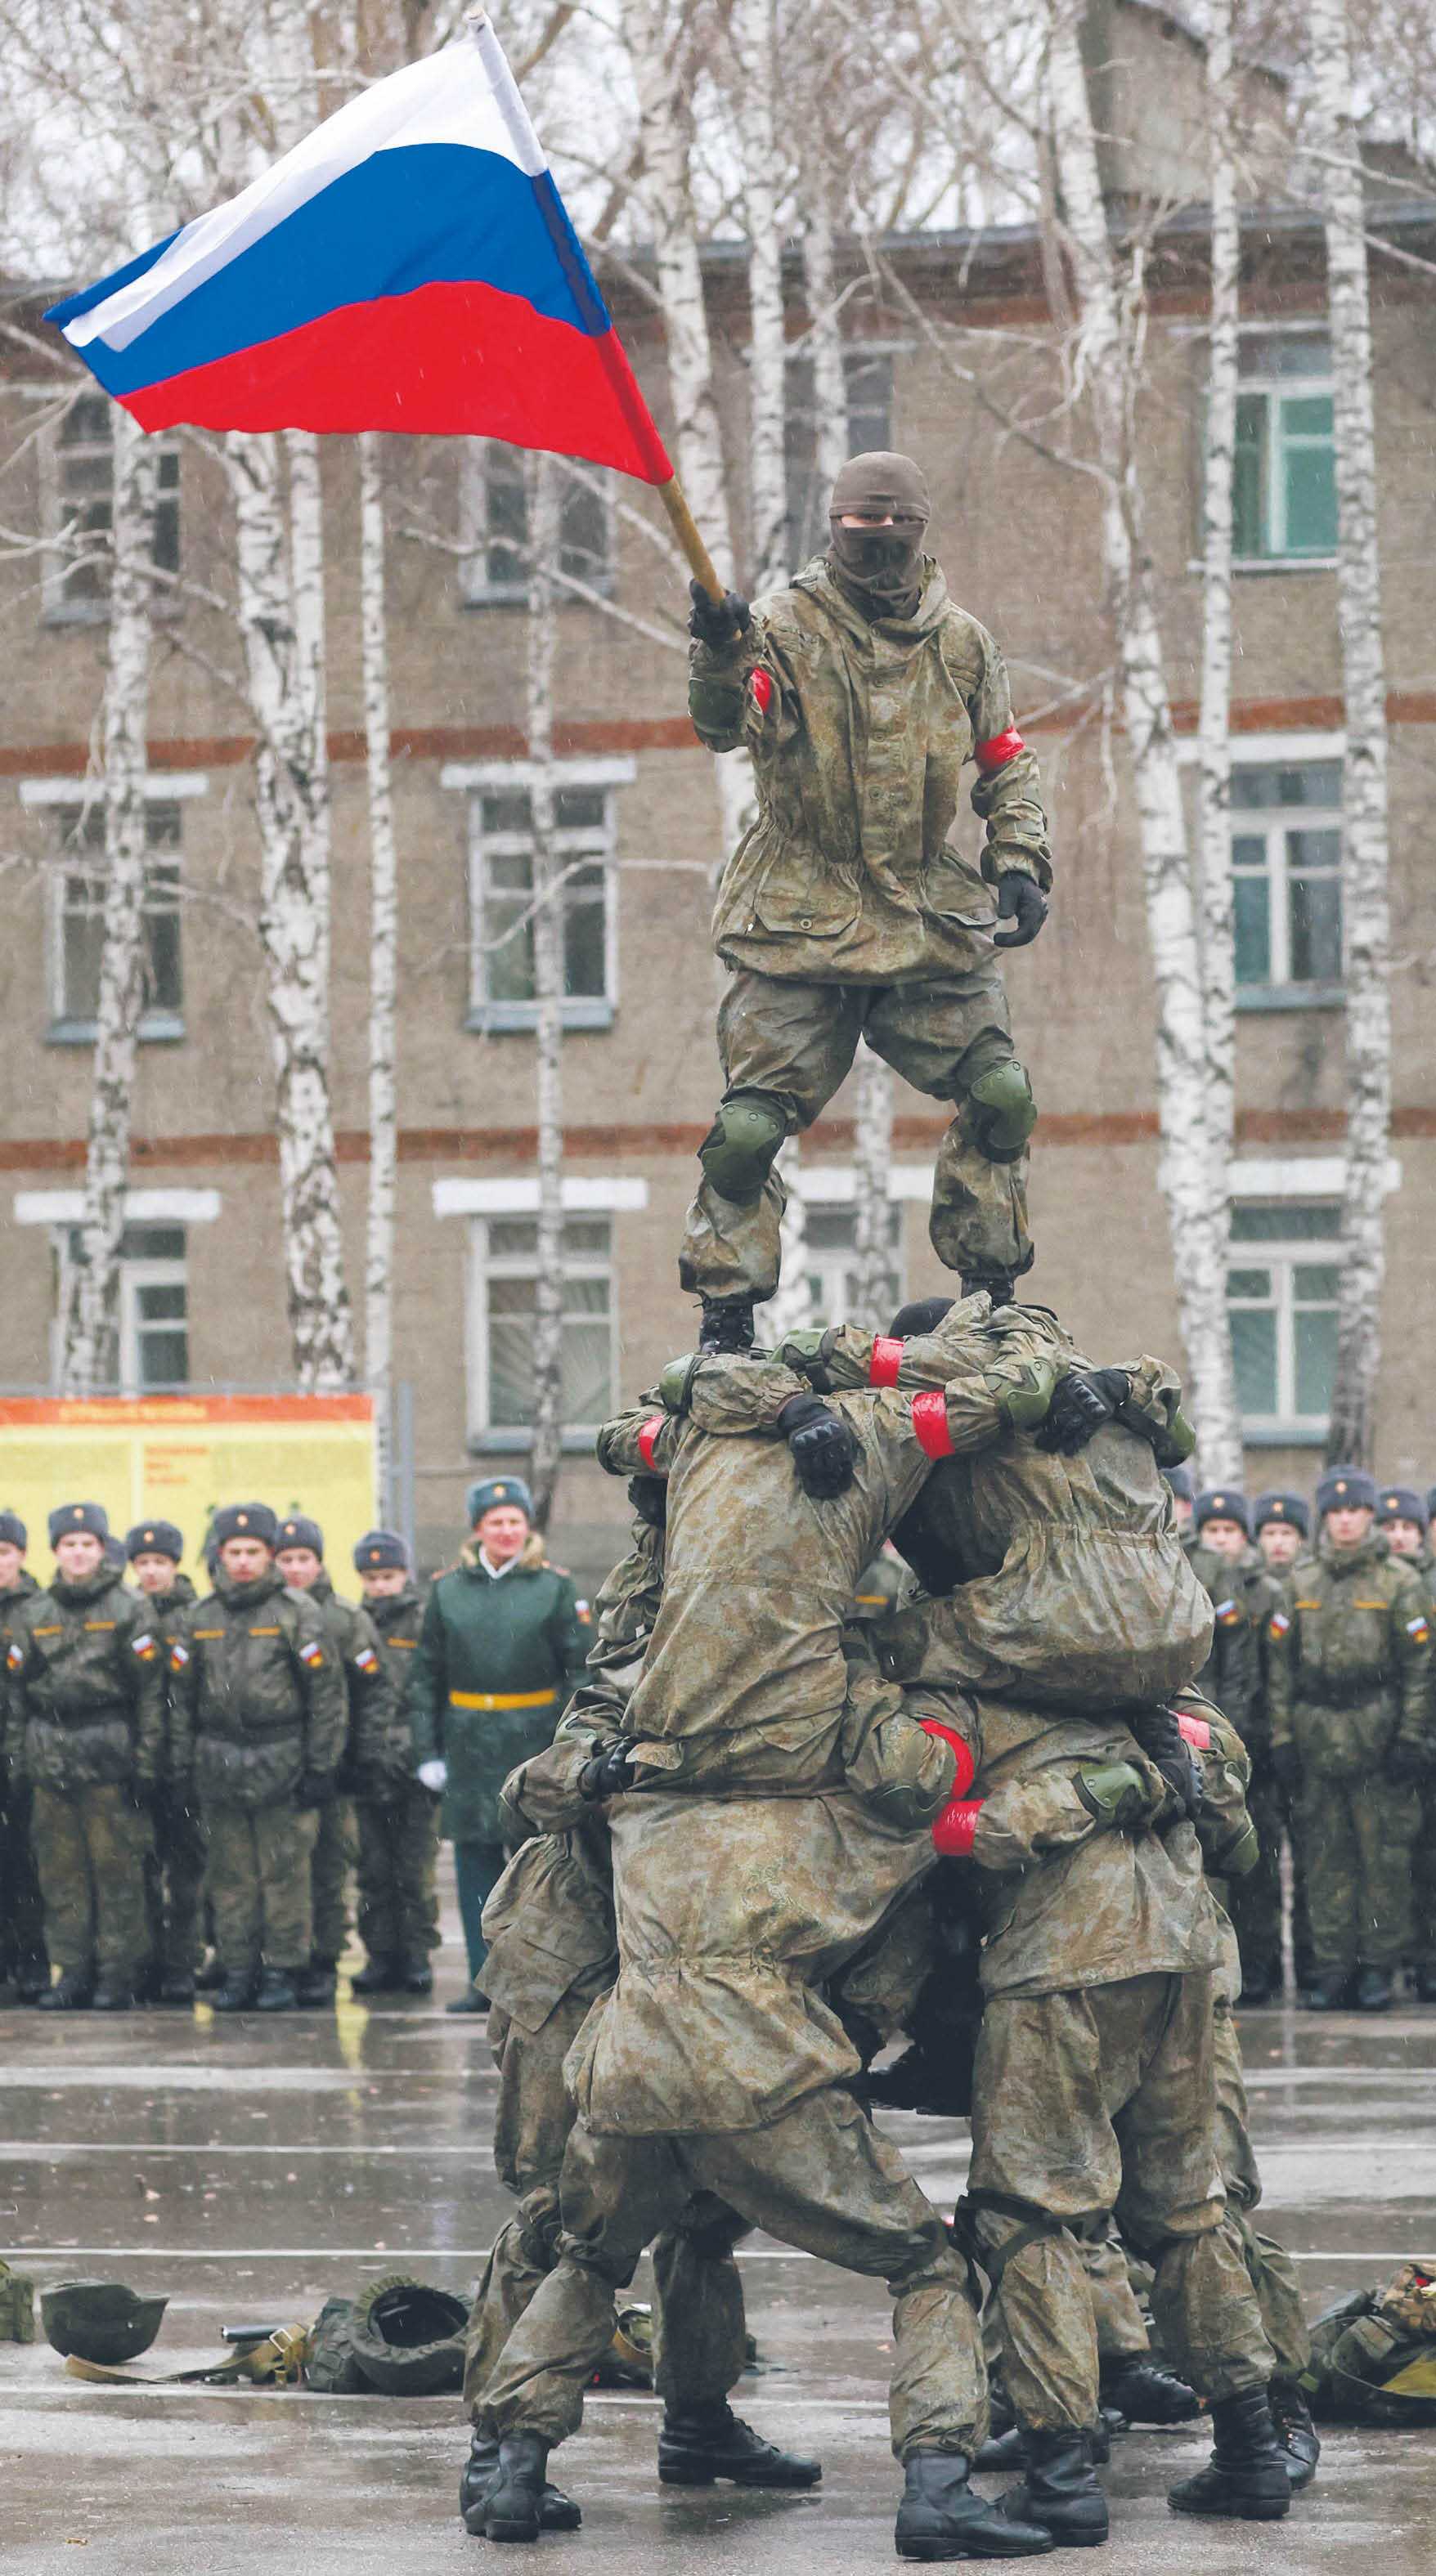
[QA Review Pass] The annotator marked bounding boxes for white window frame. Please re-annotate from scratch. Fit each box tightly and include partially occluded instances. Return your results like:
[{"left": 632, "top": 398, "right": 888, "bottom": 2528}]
[
  {"left": 20, "top": 773, "right": 206, "bottom": 1046},
  {"left": 1232, "top": 328, "right": 1336, "bottom": 571},
  {"left": 442, "top": 756, "right": 632, "bottom": 1033},
  {"left": 40, "top": 392, "right": 182, "bottom": 625},
  {"left": 1227, "top": 1202, "right": 1342, "bottom": 1447},
  {"left": 457, "top": 441, "right": 615, "bottom": 609},
  {"left": 1228, "top": 748, "right": 1344, "bottom": 1007},
  {"left": 47, "top": 1222, "right": 191, "bottom": 1396},
  {"left": 463, "top": 1209, "right": 618, "bottom": 1454}
]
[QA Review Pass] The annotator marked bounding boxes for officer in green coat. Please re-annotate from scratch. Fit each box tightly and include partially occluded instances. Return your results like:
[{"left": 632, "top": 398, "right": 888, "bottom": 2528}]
[
  {"left": 168, "top": 1501, "right": 348, "bottom": 2014},
  {"left": 350, "top": 1530, "right": 441, "bottom": 1998},
  {"left": 7, "top": 1502, "right": 166, "bottom": 2010},
  {"left": 274, "top": 1515, "right": 398, "bottom": 2009},
  {"left": 1187, "top": 1490, "right": 1286, "bottom": 2005},
  {"left": 408, "top": 1478, "right": 590, "bottom": 2013},
  {"left": 1374, "top": 1486, "right": 1436, "bottom": 2001},
  {"left": 682, "top": 450, "right": 1051, "bottom": 1351},
  {"left": 125, "top": 1520, "right": 204, "bottom": 2006},
  {"left": 0, "top": 1512, "right": 47, "bottom": 2002},
  {"left": 1268, "top": 1467, "right": 1433, "bottom": 2012}
]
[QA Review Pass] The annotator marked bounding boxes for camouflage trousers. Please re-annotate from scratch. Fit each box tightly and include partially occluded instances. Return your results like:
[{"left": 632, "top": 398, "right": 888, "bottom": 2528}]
[
  {"left": 143, "top": 1787, "right": 209, "bottom": 1981},
  {"left": 1212, "top": 1981, "right": 1310, "bottom": 2379},
  {"left": 204, "top": 1802, "right": 319, "bottom": 1975},
  {"left": 0, "top": 1774, "right": 47, "bottom": 1979},
  {"left": 476, "top": 2088, "right": 986, "bottom": 2461},
  {"left": 1225, "top": 1772, "right": 1286, "bottom": 1995},
  {"left": 356, "top": 1783, "right": 440, "bottom": 1964},
  {"left": 310, "top": 1795, "right": 357, "bottom": 1967},
  {"left": 679, "top": 966, "right": 1031, "bottom": 1301},
  {"left": 1295, "top": 1769, "right": 1417, "bottom": 1975},
  {"left": 29, "top": 1781, "right": 151, "bottom": 1982},
  {"left": 464, "top": 1996, "right": 747, "bottom": 2421},
  {"left": 967, "top": 1972, "right": 1274, "bottom": 2432}
]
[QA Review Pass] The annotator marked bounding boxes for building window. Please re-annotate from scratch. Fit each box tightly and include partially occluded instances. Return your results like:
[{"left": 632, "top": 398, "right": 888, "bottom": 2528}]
[
  {"left": 44, "top": 393, "right": 181, "bottom": 620},
  {"left": 458, "top": 443, "right": 612, "bottom": 605},
  {"left": 467, "top": 780, "right": 616, "bottom": 1032},
  {"left": 467, "top": 1215, "right": 615, "bottom": 1449},
  {"left": 53, "top": 1222, "right": 190, "bottom": 1392},
  {"left": 784, "top": 349, "right": 895, "bottom": 569},
  {"left": 1227, "top": 1203, "right": 1340, "bottom": 1443},
  {"left": 1232, "top": 333, "right": 1336, "bottom": 563},
  {"left": 791, "top": 1202, "right": 905, "bottom": 1330},
  {"left": 47, "top": 800, "right": 184, "bottom": 1042},
  {"left": 1231, "top": 759, "right": 1343, "bottom": 1002}
]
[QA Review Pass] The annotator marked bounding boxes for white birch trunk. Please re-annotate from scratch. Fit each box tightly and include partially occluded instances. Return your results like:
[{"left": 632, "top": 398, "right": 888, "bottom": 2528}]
[
  {"left": 360, "top": 431, "right": 397, "bottom": 1497},
  {"left": 735, "top": 0, "right": 790, "bottom": 594},
  {"left": 851, "top": 1046, "right": 896, "bottom": 1331},
  {"left": 60, "top": 405, "right": 158, "bottom": 1396},
  {"left": 1191, "top": 0, "right": 1244, "bottom": 1484},
  {"left": 224, "top": 429, "right": 354, "bottom": 1391},
  {"left": 1043, "top": 4, "right": 1216, "bottom": 1452},
  {"left": 526, "top": 455, "right": 566, "bottom": 1528},
  {"left": 1311, "top": 0, "right": 1392, "bottom": 1467}
]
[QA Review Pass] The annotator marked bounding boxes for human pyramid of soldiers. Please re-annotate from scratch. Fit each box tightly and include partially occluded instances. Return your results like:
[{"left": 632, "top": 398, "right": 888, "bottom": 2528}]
[{"left": 4, "top": 455, "right": 1430, "bottom": 2553}]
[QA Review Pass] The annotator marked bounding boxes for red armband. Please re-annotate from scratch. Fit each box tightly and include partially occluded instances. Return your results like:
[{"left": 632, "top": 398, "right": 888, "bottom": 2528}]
[
  {"left": 975, "top": 727, "right": 1025, "bottom": 774},
  {"left": 869, "top": 1334, "right": 903, "bottom": 1388},
  {"left": 911, "top": 1391, "right": 954, "bottom": 1459},
  {"left": 637, "top": 1414, "right": 665, "bottom": 1471},
  {"left": 750, "top": 668, "right": 773, "bottom": 712},
  {"left": 919, "top": 1719, "right": 976, "bottom": 1797},
  {"left": 1177, "top": 1712, "right": 1212, "bottom": 1752},
  {"left": 932, "top": 1797, "right": 983, "bottom": 1857}
]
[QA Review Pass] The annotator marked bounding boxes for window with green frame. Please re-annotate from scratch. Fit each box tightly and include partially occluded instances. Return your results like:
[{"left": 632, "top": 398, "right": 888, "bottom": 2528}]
[
  {"left": 1227, "top": 1203, "right": 1340, "bottom": 1439},
  {"left": 1230, "top": 760, "right": 1343, "bottom": 993},
  {"left": 1232, "top": 334, "right": 1336, "bottom": 562}
]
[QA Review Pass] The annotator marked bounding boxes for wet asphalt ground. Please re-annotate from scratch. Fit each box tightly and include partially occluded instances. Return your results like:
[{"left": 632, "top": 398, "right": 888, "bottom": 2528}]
[{"left": 2, "top": 1885, "right": 1434, "bottom": 2574}]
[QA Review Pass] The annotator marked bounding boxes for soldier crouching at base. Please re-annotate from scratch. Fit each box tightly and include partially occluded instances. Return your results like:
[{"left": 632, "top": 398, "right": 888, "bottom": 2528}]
[
  {"left": 682, "top": 450, "right": 1051, "bottom": 1355},
  {"left": 168, "top": 1503, "right": 348, "bottom": 2013},
  {"left": 6, "top": 1501, "right": 165, "bottom": 2011},
  {"left": 349, "top": 1530, "right": 441, "bottom": 1996}
]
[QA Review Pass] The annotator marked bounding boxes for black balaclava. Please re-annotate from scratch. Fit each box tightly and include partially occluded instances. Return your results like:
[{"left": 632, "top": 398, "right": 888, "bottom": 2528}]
[{"left": 828, "top": 450, "right": 931, "bottom": 617}]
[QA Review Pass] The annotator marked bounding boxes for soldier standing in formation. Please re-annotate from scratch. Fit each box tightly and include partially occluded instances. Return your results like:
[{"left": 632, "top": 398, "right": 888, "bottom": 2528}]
[
  {"left": 124, "top": 1519, "right": 204, "bottom": 2006},
  {"left": 1186, "top": 1490, "right": 1285, "bottom": 2005},
  {"left": 0, "top": 1512, "right": 46, "bottom": 2001},
  {"left": 1254, "top": 1490, "right": 1308, "bottom": 1575},
  {"left": 350, "top": 1529, "right": 441, "bottom": 1997},
  {"left": 5, "top": 1501, "right": 164, "bottom": 2010},
  {"left": 682, "top": 451, "right": 1050, "bottom": 1351},
  {"left": 1373, "top": 1486, "right": 1436, "bottom": 2001}
]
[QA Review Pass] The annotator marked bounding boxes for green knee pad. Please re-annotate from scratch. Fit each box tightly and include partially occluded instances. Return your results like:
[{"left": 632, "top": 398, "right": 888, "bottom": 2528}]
[
  {"left": 698, "top": 1090, "right": 789, "bottom": 1205},
  {"left": 966, "top": 1062, "right": 1036, "bottom": 1164}
]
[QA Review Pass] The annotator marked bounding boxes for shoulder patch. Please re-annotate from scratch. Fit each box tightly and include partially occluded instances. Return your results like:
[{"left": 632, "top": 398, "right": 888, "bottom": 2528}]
[
  {"left": 1215, "top": 1597, "right": 1242, "bottom": 1627},
  {"left": 131, "top": 1633, "right": 158, "bottom": 1662},
  {"left": 298, "top": 1638, "right": 325, "bottom": 1669},
  {"left": 354, "top": 1645, "right": 379, "bottom": 1673},
  {"left": 1406, "top": 1615, "right": 1430, "bottom": 1644},
  {"left": 1268, "top": 1610, "right": 1292, "bottom": 1638},
  {"left": 6, "top": 1638, "right": 25, "bottom": 1671},
  {"left": 168, "top": 1640, "right": 190, "bottom": 1670}
]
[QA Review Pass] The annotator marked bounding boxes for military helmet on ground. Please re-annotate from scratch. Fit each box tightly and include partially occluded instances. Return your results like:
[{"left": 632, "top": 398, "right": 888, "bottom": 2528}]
[
  {"left": 346, "top": 2272, "right": 468, "bottom": 2395},
  {"left": 40, "top": 2279, "right": 168, "bottom": 2363}
]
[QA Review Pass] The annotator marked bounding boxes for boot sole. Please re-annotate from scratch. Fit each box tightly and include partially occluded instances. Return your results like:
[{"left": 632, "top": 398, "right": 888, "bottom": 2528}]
[
  {"left": 1169, "top": 2494, "right": 1290, "bottom": 2520},
  {"left": 485, "top": 2519, "right": 541, "bottom": 2543},
  {"left": 659, "top": 2464, "right": 821, "bottom": 2489},
  {"left": 896, "top": 2533, "right": 1056, "bottom": 2560}
]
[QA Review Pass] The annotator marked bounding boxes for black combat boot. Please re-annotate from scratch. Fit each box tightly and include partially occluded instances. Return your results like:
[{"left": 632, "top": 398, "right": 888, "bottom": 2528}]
[
  {"left": 158, "top": 1973, "right": 195, "bottom": 2005},
  {"left": 1416, "top": 1964, "right": 1436, "bottom": 2003},
  {"left": 194, "top": 1953, "right": 227, "bottom": 1992},
  {"left": 697, "top": 1294, "right": 756, "bottom": 1356},
  {"left": 212, "top": 1970, "right": 258, "bottom": 2013},
  {"left": 996, "top": 2428, "right": 1109, "bottom": 2547},
  {"left": 481, "top": 2432, "right": 554, "bottom": 2543},
  {"left": 400, "top": 1957, "right": 434, "bottom": 1995},
  {"left": 1098, "top": 2354, "right": 1200, "bottom": 2425},
  {"left": 254, "top": 1967, "right": 299, "bottom": 2012},
  {"left": 1269, "top": 2378, "right": 1320, "bottom": 2489},
  {"left": 658, "top": 2404, "right": 821, "bottom": 2489},
  {"left": 1302, "top": 1969, "right": 1352, "bottom": 2012},
  {"left": 1167, "top": 2387, "right": 1291, "bottom": 2520},
  {"left": 14, "top": 1957, "right": 51, "bottom": 2003},
  {"left": 91, "top": 1981, "right": 137, "bottom": 2011},
  {"left": 1353, "top": 1965, "right": 1393, "bottom": 2012},
  {"left": 460, "top": 2431, "right": 581, "bottom": 2535},
  {"left": 294, "top": 1957, "right": 337, "bottom": 2007},
  {"left": 36, "top": 1969, "right": 94, "bottom": 2010},
  {"left": 895, "top": 2451, "right": 1054, "bottom": 2560},
  {"left": 349, "top": 1956, "right": 400, "bottom": 1995},
  {"left": 978, "top": 2418, "right": 1113, "bottom": 2472}
]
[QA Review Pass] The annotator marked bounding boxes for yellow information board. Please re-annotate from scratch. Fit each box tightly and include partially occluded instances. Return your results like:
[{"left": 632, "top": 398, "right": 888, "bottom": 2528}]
[{"left": 0, "top": 1395, "right": 378, "bottom": 1579}]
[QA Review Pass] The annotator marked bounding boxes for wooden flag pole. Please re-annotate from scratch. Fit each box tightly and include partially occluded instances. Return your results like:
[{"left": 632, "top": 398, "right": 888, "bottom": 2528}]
[{"left": 657, "top": 474, "right": 726, "bottom": 603}]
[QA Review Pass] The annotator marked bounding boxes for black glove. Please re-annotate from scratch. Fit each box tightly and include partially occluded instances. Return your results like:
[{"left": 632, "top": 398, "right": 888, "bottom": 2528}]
[
  {"left": 1386, "top": 1737, "right": 1428, "bottom": 1788},
  {"left": 577, "top": 1736, "right": 639, "bottom": 1802},
  {"left": 993, "top": 871, "right": 1048, "bottom": 948},
  {"left": 626, "top": 1474, "right": 667, "bottom": 1531},
  {"left": 294, "top": 1767, "right": 338, "bottom": 1812},
  {"left": 779, "top": 1392, "right": 858, "bottom": 1500},
  {"left": 1129, "top": 1706, "right": 1204, "bottom": 1824},
  {"left": 688, "top": 580, "right": 751, "bottom": 648},
  {"left": 1036, "top": 1369, "right": 1131, "bottom": 1455},
  {"left": 1270, "top": 1740, "right": 1302, "bottom": 1799}
]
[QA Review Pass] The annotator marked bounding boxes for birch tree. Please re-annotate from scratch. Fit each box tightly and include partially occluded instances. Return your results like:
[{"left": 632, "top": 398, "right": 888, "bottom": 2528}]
[
  {"left": 360, "top": 430, "right": 397, "bottom": 1487},
  {"left": 1311, "top": 0, "right": 1393, "bottom": 1467},
  {"left": 1191, "top": 0, "right": 1244, "bottom": 1483},
  {"left": 525, "top": 454, "right": 567, "bottom": 1527},
  {"left": 59, "top": 401, "right": 158, "bottom": 1395}
]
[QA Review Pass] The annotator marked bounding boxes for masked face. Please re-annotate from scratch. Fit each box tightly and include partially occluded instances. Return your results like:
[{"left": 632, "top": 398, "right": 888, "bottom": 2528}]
[{"left": 827, "top": 450, "right": 931, "bottom": 614}]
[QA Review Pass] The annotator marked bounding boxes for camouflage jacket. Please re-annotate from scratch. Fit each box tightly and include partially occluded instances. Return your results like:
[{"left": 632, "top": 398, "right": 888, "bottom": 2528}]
[
  {"left": 168, "top": 1565, "right": 348, "bottom": 1811},
  {"left": 145, "top": 1574, "right": 197, "bottom": 1794},
  {"left": 7, "top": 1565, "right": 167, "bottom": 1794},
  {"left": 364, "top": 1582, "right": 428, "bottom": 1775},
  {"left": 0, "top": 1569, "right": 38, "bottom": 1772},
  {"left": 690, "top": 557, "right": 1051, "bottom": 983},
  {"left": 307, "top": 1571, "right": 397, "bottom": 1789},
  {"left": 1267, "top": 1532, "right": 1432, "bottom": 1774},
  {"left": 1188, "top": 1543, "right": 1279, "bottom": 1748}
]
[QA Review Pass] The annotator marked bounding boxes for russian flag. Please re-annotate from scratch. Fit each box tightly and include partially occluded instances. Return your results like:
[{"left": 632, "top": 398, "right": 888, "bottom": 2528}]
[{"left": 45, "top": 17, "right": 673, "bottom": 486}]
